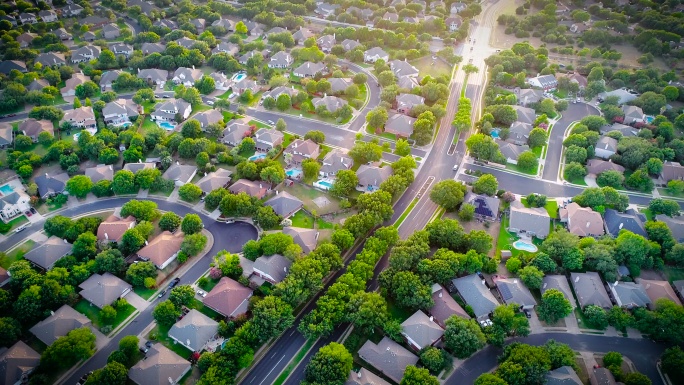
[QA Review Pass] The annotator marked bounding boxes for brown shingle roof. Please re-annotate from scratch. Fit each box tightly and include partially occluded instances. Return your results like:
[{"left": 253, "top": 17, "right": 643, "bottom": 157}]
[
  {"left": 137, "top": 231, "right": 184, "bottom": 268},
  {"left": 202, "top": 277, "right": 252, "bottom": 317},
  {"left": 97, "top": 215, "right": 136, "bottom": 242}
]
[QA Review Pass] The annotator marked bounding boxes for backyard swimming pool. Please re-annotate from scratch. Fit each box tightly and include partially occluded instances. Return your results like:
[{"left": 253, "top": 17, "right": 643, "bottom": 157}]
[
  {"left": 158, "top": 121, "right": 175, "bottom": 130},
  {"left": 314, "top": 179, "right": 334, "bottom": 190},
  {"left": 0, "top": 184, "right": 14, "bottom": 195},
  {"left": 73, "top": 132, "right": 81, "bottom": 141},
  {"left": 248, "top": 153, "right": 266, "bottom": 161},
  {"left": 119, "top": 122, "right": 132, "bottom": 128},
  {"left": 232, "top": 72, "right": 247, "bottom": 82},
  {"left": 286, "top": 169, "right": 302, "bottom": 178},
  {"left": 491, "top": 129, "right": 500, "bottom": 138},
  {"left": 513, "top": 240, "right": 538, "bottom": 253},
  {"left": 646, "top": 116, "right": 654, "bottom": 124}
]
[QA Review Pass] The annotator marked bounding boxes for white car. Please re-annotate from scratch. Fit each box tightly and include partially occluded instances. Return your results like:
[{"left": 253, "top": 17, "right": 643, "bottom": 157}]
[
  {"left": 229, "top": 93, "right": 237, "bottom": 99},
  {"left": 268, "top": 120, "right": 275, "bottom": 125},
  {"left": 197, "top": 290, "right": 206, "bottom": 298}
]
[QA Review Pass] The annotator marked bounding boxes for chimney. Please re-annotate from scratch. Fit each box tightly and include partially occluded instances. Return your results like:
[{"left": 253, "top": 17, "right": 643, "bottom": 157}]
[
  {"left": 438, "top": 292, "right": 442, "bottom": 298},
  {"left": 574, "top": 276, "right": 580, "bottom": 283},
  {"left": 192, "top": 65, "right": 195, "bottom": 70},
  {"left": 586, "top": 222, "right": 590, "bottom": 228},
  {"left": 105, "top": 232, "right": 109, "bottom": 240},
  {"left": 45, "top": 173, "right": 49, "bottom": 178},
  {"left": 168, "top": 378, "right": 173, "bottom": 384},
  {"left": 386, "top": 347, "right": 391, "bottom": 351},
  {"left": 109, "top": 165, "right": 113, "bottom": 170},
  {"left": 357, "top": 372, "right": 362, "bottom": 379},
  {"left": 176, "top": 161, "right": 180, "bottom": 165},
  {"left": 315, "top": 231, "right": 319, "bottom": 240},
  {"left": 481, "top": 279, "right": 486, "bottom": 285},
  {"left": 137, "top": 68, "right": 140, "bottom": 73},
  {"left": 619, "top": 223, "right": 624, "bottom": 229},
  {"left": 63, "top": 239, "right": 68, "bottom": 243},
  {"left": 50, "top": 310, "right": 54, "bottom": 316},
  {"left": 429, "top": 316, "right": 434, "bottom": 322},
  {"left": 259, "top": 183, "right": 262, "bottom": 188},
  {"left": 284, "top": 266, "right": 287, "bottom": 272},
  {"left": 646, "top": 283, "right": 651, "bottom": 289},
  {"left": 144, "top": 241, "right": 148, "bottom": 245},
  {"left": 307, "top": 62, "right": 310, "bottom": 68}
]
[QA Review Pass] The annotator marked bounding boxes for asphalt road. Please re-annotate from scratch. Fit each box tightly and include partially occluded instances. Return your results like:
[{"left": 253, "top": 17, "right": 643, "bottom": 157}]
[
  {"left": 2, "top": 198, "right": 260, "bottom": 385},
  {"left": 448, "top": 333, "right": 666, "bottom": 385},
  {"left": 542, "top": 102, "right": 601, "bottom": 182}
]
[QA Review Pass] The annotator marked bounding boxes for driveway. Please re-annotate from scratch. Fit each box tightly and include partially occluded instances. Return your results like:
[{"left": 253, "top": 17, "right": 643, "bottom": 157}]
[{"left": 124, "top": 292, "right": 149, "bottom": 312}]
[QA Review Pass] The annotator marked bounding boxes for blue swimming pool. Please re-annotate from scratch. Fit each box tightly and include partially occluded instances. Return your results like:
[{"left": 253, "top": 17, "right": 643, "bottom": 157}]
[
  {"left": 249, "top": 153, "right": 266, "bottom": 161},
  {"left": 513, "top": 240, "right": 538, "bottom": 253},
  {"left": 645, "top": 116, "right": 654, "bottom": 124},
  {"left": 317, "top": 180, "right": 333, "bottom": 188},
  {"left": 491, "top": 129, "right": 500, "bottom": 138},
  {"left": 158, "top": 121, "right": 175, "bottom": 130},
  {"left": 0, "top": 184, "right": 14, "bottom": 195},
  {"left": 120, "top": 122, "right": 132, "bottom": 127},
  {"left": 232, "top": 72, "right": 247, "bottom": 82},
  {"left": 286, "top": 169, "right": 302, "bottom": 178}
]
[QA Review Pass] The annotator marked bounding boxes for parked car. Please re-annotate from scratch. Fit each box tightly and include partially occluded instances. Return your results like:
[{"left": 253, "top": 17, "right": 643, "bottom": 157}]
[
  {"left": 30, "top": 207, "right": 36, "bottom": 214},
  {"left": 25, "top": 210, "right": 31, "bottom": 217},
  {"left": 197, "top": 289, "right": 207, "bottom": 297},
  {"left": 523, "top": 309, "right": 532, "bottom": 319},
  {"left": 169, "top": 277, "right": 181, "bottom": 289},
  {"left": 158, "top": 289, "right": 167, "bottom": 298}
]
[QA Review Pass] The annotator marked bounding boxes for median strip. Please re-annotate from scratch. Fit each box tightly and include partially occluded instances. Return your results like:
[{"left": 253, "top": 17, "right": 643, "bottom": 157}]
[{"left": 272, "top": 338, "right": 317, "bottom": 385}]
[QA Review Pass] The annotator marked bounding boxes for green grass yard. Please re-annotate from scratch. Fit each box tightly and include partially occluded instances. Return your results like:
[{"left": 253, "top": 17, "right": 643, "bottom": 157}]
[
  {"left": 521, "top": 198, "right": 558, "bottom": 219},
  {"left": 248, "top": 119, "right": 270, "bottom": 129},
  {"left": 497, "top": 214, "right": 544, "bottom": 259},
  {"left": 506, "top": 162, "right": 537, "bottom": 175},
  {"left": 74, "top": 299, "right": 136, "bottom": 333},
  {"left": 148, "top": 324, "right": 193, "bottom": 359},
  {"left": 567, "top": 175, "right": 588, "bottom": 186},
  {"left": 0, "top": 215, "right": 28, "bottom": 235},
  {"left": 133, "top": 286, "right": 158, "bottom": 300},
  {"left": 290, "top": 210, "right": 333, "bottom": 229},
  {"left": 0, "top": 239, "right": 35, "bottom": 268},
  {"left": 410, "top": 56, "right": 453, "bottom": 79}
]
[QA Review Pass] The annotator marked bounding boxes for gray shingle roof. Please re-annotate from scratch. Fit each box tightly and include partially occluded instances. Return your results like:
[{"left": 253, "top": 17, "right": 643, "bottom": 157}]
[
  {"left": 452, "top": 274, "right": 499, "bottom": 319},
  {"left": 603, "top": 208, "right": 646, "bottom": 237},
  {"left": 570, "top": 272, "right": 612, "bottom": 309},
  {"left": 293, "top": 61, "right": 326, "bottom": 77},
  {"left": 356, "top": 165, "right": 392, "bottom": 188},
  {"left": 85, "top": 164, "right": 114, "bottom": 184},
  {"left": 495, "top": 278, "right": 537, "bottom": 308},
  {"left": 78, "top": 273, "right": 132, "bottom": 309},
  {"left": 509, "top": 200, "right": 550, "bottom": 238},
  {"left": 511, "top": 105, "right": 536, "bottom": 125},
  {"left": 24, "top": 236, "right": 71, "bottom": 270},
  {"left": 312, "top": 95, "right": 348, "bottom": 113},
  {"left": 609, "top": 281, "right": 650, "bottom": 308},
  {"left": 128, "top": 344, "right": 190, "bottom": 385},
  {"left": 400, "top": 310, "right": 444, "bottom": 349},
  {"left": 541, "top": 275, "right": 576, "bottom": 309},
  {"left": 265, "top": 191, "right": 303, "bottom": 218},
  {"left": 0, "top": 341, "right": 40, "bottom": 385},
  {"left": 195, "top": 168, "right": 232, "bottom": 194},
  {"left": 162, "top": 164, "right": 197, "bottom": 184},
  {"left": 29, "top": 305, "right": 91, "bottom": 346},
  {"left": 345, "top": 367, "right": 390, "bottom": 385},
  {"left": 283, "top": 226, "right": 318, "bottom": 254},
  {"left": 546, "top": 366, "right": 583, "bottom": 385},
  {"left": 388, "top": 59, "right": 419, "bottom": 77},
  {"left": 357, "top": 337, "right": 418, "bottom": 383},
  {"left": 320, "top": 149, "right": 352, "bottom": 175},
  {"left": 168, "top": 309, "right": 219, "bottom": 352},
  {"left": 384, "top": 113, "right": 416, "bottom": 136},
  {"left": 253, "top": 254, "right": 292, "bottom": 283}
]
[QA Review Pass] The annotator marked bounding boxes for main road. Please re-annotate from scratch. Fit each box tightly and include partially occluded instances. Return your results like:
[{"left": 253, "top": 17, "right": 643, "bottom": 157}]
[{"left": 0, "top": 198, "right": 259, "bottom": 385}]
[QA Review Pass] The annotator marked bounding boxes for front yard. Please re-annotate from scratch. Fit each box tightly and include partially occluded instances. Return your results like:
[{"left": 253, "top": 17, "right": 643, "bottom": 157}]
[
  {"left": 410, "top": 56, "right": 453, "bottom": 79},
  {"left": 74, "top": 298, "right": 137, "bottom": 334},
  {"left": 0, "top": 239, "right": 35, "bottom": 269},
  {"left": 0, "top": 215, "right": 28, "bottom": 234}
]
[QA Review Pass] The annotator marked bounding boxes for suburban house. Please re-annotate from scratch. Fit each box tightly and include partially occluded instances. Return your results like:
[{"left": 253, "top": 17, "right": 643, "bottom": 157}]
[
  {"left": 507, "top": 121, "right": 533, "bottom": 145},
  {"left": 102, "top": 23, "right": 120, "bottom": 39},
  {"left": 137, "top": 68, "right": 169, "bottom": 87},
  {"left": 388, "top": 59, "right": 420, "bottom": 78},
  {"left": 19, "top": 13, "right": 37, "bottom": 24},
  {"left": 603, "top": 208, "right": 646, "bottom": 237},
  {"left": 83, "top": 31, "right": 96, "bottom": 41},
  {"left": 153, "top": 18, "right": 177, "bottom": 29},
  {"left": 0, "top": 267, "right": 8, "bottom": 287},
  {"left": 78, "top": 273, "right": 132, "bottom": 309},
  {"left": 0, "top": 123, "right": 12, "bottom": 148},
  {"left": 315, "top": 2, "right": 340, "bottom": 17},
  {"left": 383, "top": 11, "right": 399, "bottom": 21},
  {"left": 356, "top": 165, "right": 393, "bottom": 192},
  {"left": 464, "top": 192, "right": 500, "bottom": 221},
  {"left": 622, "top": 105, "right": 645, "bottom": 124},
  {"left": 102, "top": 99, "right": 140, "bottom": 125},
  {"left": 659, "top": 161, "right": 684, "bottom": 185},
  {"left": 341, "top": 39, "right": 361, "bottom": 51},
  {"left": 194, "top": 169, "right": 232, "bottom": 196},
  {"left": 609, "top": 281, "right": 650, "bottom": 309},
  {"left": 70, "top": 45, "right": 101, "bottom": 64},
  {"left": 284, "top": 139, "right": 320, "bottom": 165},
  {"left": 222, "top": 122, "right": 252, "bottom": 146},
  {"left": 0, "top": 60, "right": 27, "bottom": 74},
  {"left": 190, "top": 18, "right": 206, "bottom": 32},
  {"left": 0, "top": 190, "right": 30, "bottom": 222},
  {"left": 0, "top": 15, "right": 16, "bottom": 26},
  {"left": 55, "top": 28, "right": 73, "bottom": 40},
  {"left": 85, "top": 164, "right": 114, "bottom": 184},
  {"left": 38, "top": 10, "right": 57, "bottom": 22},
  {"left": 163, "top": 163, "right": 198, "bottom": 187},
  {"left": 99, "top": 70, "right": 122, "bottom": 91},
  {"left": 234, "top": 78, "right": 260, "bottom": 95},
  {"left": 558, "top": 72, "right": 588, "bottom": 89},
  {"left": 123, "top": 162, "right": 156, "bottom": 173},
  {"left": 141, "top": 42, "right": 165, "bottom": 55},
  {"left": 494, "top": 277, "right": 537, "bottom": 310},
  {"left": 262, "top": 86, "right": 297, "bottom": 102},
  {"left": 634, "top": 278, "right": 682, "bottom": 309},
  {"left": 194, "top": 110, "right": 224, "bottom": 131},
  {"left": 319, "top": 149, "right": 352, "bottom": 177},
  {"left": 268, "top": 51, "right": 293, "bottom": 68},
  {"left": 395, "top": 93, "right": 425, "bottom": 115},
  {"left": 560, "top": 203, "right": 605, "bottom": 237},
  {"left": 401, "top": 310, "right": 444, "bottom": 351},
  {"left": 253, "top": 254, "right": 292, "bottom": 284},
  {"left": 429, "top": 284, "right": 469, "bottom": 328},
  {"left": 97, "top": 214, "right": 136, "bottom": 243},
  {"left": 61, "top": 106, "right": 97, "bottom": 133},
  {"left": 346, "top": 368, "right": 390, "bottom": 385},
  {"left": 265, "top": 191, "right": 304, "bottom": 218},
  {"left": 511, "top": 105, "right": 537, "bottom": 125},
  {"left": 363, "top": 47, "right": 389, "bottom": 63},
  {"left": 452, "top": 274, "right": 499, "bottom": 321},
  {"left": 128, "top": 344, "right": 191, "bottom": 385},
  {"left": 515, "top": 88, "right": 545, "bottom": 106},
  {"left": 358, "top": 337, "right": 418, "bottom": 384},
  {"left": 35, "top": 172, "right": 68, "bottom": 199},
  {"left": 19, "top": 119, "right": 53, "bottom": 142},
  {"left": 16, "top": 32, "right": 37, "bottom": 47},
  {"left": 27, "top": 78, "right": 49, "bottom": 92},
  {"left": 586, "top": 159, "right": 625, "bottom": 176},
  {"left": 656, "top": 214, "right": 684, "bottom": 242},
  {"left": 254, "top": 128, "right": 284, "bottom": 151},
  {"left": 508, "top": 200, "right": 550, "bottom": 239},
  {"left": 243, "top": 21, "right": 265, "bottom": 36},
  {"left": 599, "top": 89, "right": 638, "bottom": 106},
  {"left": 173, "top": 67, "right": 204, "bottom": 87},
  {"left": 312, "top": 95, "right": 348, "bottom": 113},
  {"left": 329, "top": 78, "right": 352, "bottom": 94},
  {"left": 451, "top": 1, "right": 467, "bottom": 13},
  {"left": 496, "top": 140, "right": 529, "bottom": 164},
  {"left": 168, "top": 309, "right": 218, "bottom": 352},
  {"left": 150, "top": 99, "right": 191, "bottom": 122},
  {"left": 203, "top": 277, "right": 253, "bottom": 318},
  {"left": 61, "top": 3, "right": 84, "bottom": 16},
  {"left": 111, "top": 43, "right": 134, "bottom": 58},
  {"left": 541, "top": 275, "right": 576, "bottom": 309},
  {"left": 210, "top": 72, "right": 231, "bottom": 90},
  {"left": 547, "top": 366, "right": 583, "bottom": 385},
  {"left": 137, "top": 231, "right": 185, "bottom": 270},
  {"left": 527, "top": 74, "right": 557, "bottom": 91},
  {"left": 35, "top": 52, "right": 66, "bottom": 67},
  {"left": 292, "top": 27, "right": 315, "bottom": 45},
  {"left": 229, "top": 179, "right": 268, "bottom": 199},
  {"left": 212, "top": 42, "right": 239, "bottom": 56},
  {"left": 0, "top": 341, "right": 40, "bottom": 385},
  {"left": 293, "top": 61, "right": 327, "bottom": 78},
  {"left": 238, "top": 50, "right": 267, "bottom": 65},
  {"left": 283, "top": 226, "right": 318, "bottom": 254},
  {"left": 446, "top": 16, "right": 462, "bottom": 31},
  {"left": 175, "top": 37, "right": 197, "bottom": 49},
  {"left": 594, "top": 136, "right": 618, "bottom": 159},
  {"left": 60, "top": 72, "right": 91, "bottom": 97},
  {"left": 570, "top": 272, "right": 612, "bottom": 309},
  {"left": 317, "top": 34, "right": 336, "bottom": 52},
  {"left": 29, "top": 305, "right": 91, "bottom": 346},
  {"left": 590, "top": 367, "right": 618, "bottom": 385},
  {"left": 600, "top": 122, "right": 638, "bottom": 137},
  {"left": 24, "top": 236, "right": 72, "bottom": 270},
  {"left": 212, "top": 18, "right": 234, "bottom": 31},
  {"left": 265, "top": 26, "right": 287, "bottom": 35}
]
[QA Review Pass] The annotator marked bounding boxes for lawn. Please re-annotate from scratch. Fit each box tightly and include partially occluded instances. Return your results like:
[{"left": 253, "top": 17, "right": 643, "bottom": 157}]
[
  {"left": 640, "top": 208, "right": 654, "bottom": 221},
  {"left": 506, "top": 162, "right": 537, "bottom": 175},
  {"left": 74, "top": 299, "right": 136, "bottom": 334},
  {"left": 291, "top": 210, "right": 315, "bottom": 228},
  {"left": 148, "top": 324, "right": 193, "bottom": 359},
  {"left": 366, "top": 125, "right": 398, "bottom": 141},
  {"left": 521, "top": 198, "right": 558, "bottom": 219},
  {"left": 248, "top": 119, "right": 270, "bottom": 129},
  {"left": 140, "top": 116, "right": 159, "bottom": 133},
  {"left": 198, "top": 276, "right": 221, "bottom": 292},
  {"left": 410, "top": 56, "right": 453, "bottom": 79},
  {"left": 553, "top": 89, "right": 568, "bottom": 99},
  {"left": 273, "top": 338, "right": 316, "bottom": 385},
  {"left": 532, "top": 146, "right": 543, "bottom": 158},
  {"left": 567, "top": 175, "right": 588, "bottom": 186},
  {"left": 317, "top": 144, "right": 332, "bottom": 161},
  {"left": 386, "top": 297, "right": 414, "bottom": 323},
  {"left": 0, "top": 215, "right": 28, "bottom": 235},
  {"left": 663, "top": 265, "right": 684, "bottom": 283},
  {"left": 394, "top": 198, "right": 419, "bottom": 228},
  {"left": 141, "top": 101, "right": 157, "bottom": 114},
  {"left": 134, "top": 285, "right": 158, "bottom": 300},
  {"left": 317, "top": 218, "right": 333, "bottom": 229},
  {"left": 497, "top": 214, "right": 543, "bottom": 259},
  {"left": 217, "top": 89, "right": 234, "bottom": 99},
  {"left": 0, "top": 239, "right": 35, "bottom": 269},
  {"left": 188, "top": 298, "right": 222, "bottom": 320}
]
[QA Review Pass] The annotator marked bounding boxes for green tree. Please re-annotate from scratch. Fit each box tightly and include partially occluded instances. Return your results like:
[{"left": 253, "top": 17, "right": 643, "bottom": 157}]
[
  {"left": 304, "top": 343, "right": 353, "bottom": 385},
  {"left": 41, "top": 327, "right": 96, "bottom": 369},
  {"left": 346, "top": 292, "right": 388, "bottom": 334},
  {"left": 430, "top": 180, "right": 467, "bottom": 211},
  {"left": 85, "top": 362, "right": 127, "bottom": 385},
  {"left": 235, "top": 21, "right": 248, "bottom": 34},
  {"left": 649, "top": 198, "right": 680, "bottom": 217},
  {"left": 100, "top": 305, "right": 117, "bottom": 323},
  {"left": 251, "top": 296, "right": 295, "bottom": 342},
  {"left": 0, "top": 317, "right": 21, "bottom": 347},
  {"left": 125, "top": 261, "right": 157, "bottom": 287},
  {"left": 473, "top": 174, "right": 498, "bottom": 196},
  {"left": 168, "top": 285, "right": 195, "bottom": 308},
  {"left": 443, "top": 316, "right": 486, "bottom": 358},
  {"left": 661, "top": 346, "right": 684, "bottom": 380},
  {"left": 178, "top": 183, "right": 203, "bottom": 202},
  {"left": 474, "top": 373, "right": 508, "bottom": 385},
  {"left": 153, "top": 300, "right": 180, "bottom": 327},
  {"left": 159, "top": 212, "right": 182, "bottom": 232},
  {"left": 459, "top": 203, "right": 475, "bottom": 221},
  {"left": 419, "top": 347, "right": 448, "bottom": 374},
  {"left": 366, "top": 107, "right": 389, "bottom": 130},
  {"left": 330, "top": 169, "right": 358, "bottom": 197},
  {"left": 400, "top": 366, "right": 440, "bottom": 385},
  {"left": 112, "top": 170, "right": 137, "bottom": 195},
  {"left": 537, "top": 289, "right": 572, "bottom": 323},
  {"left": 518, "top": 265, "right": 544, "bottom": 289},
  {"left": 302, "top": 158, "right": 321, "bottom": 182},
  {"left": 304, "top": 130, "right": 325, "bottom": 144},
  {"left": 66, "top": 175, "right": 94, "bottom": 198},
  {"left": 181, "top": 233, "right": 207, "bottom": 256},
  {"left": 584, "top": 305, "right": 608, "bottom": 329},
  {"left": 72, "top": 232, "right": 98, "bottom": 261},
  {"left": 181, "top": 213, "right": 203, "bottom": 235},
  {"left": 94, "top": 249, "right": 126, "bottom": 275}
]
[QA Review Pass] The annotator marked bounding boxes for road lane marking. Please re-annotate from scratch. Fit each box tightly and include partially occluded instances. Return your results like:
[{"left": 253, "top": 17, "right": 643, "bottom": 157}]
[{"left": 259, "top": 355, "right": 286, "bottom": 385}]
